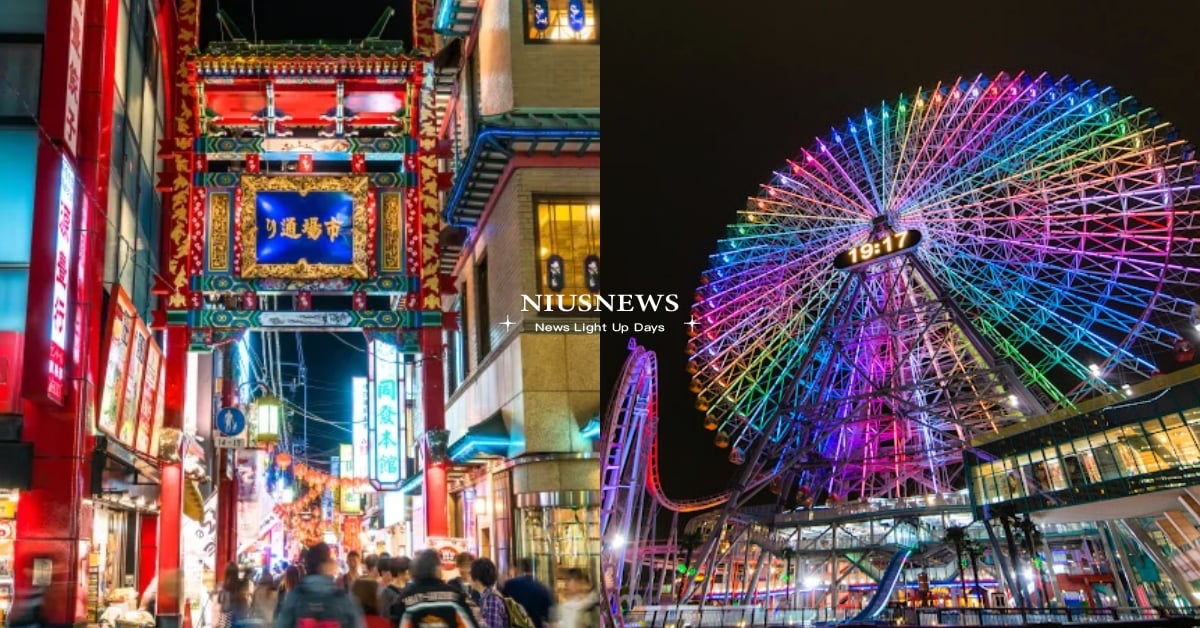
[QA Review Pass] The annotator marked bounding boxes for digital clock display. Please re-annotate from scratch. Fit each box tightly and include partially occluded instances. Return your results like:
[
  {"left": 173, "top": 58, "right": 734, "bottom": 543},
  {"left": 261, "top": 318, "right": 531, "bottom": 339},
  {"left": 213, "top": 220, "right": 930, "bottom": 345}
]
[{"left": 832, "top": 229, "right": 922, "bottom": 269}]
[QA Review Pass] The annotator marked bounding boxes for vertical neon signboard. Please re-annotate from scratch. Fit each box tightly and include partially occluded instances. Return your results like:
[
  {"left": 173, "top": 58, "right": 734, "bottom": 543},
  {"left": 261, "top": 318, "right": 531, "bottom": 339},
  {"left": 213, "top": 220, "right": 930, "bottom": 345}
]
[
  {"left": 352, "top": 377, "right": 370, "bottom": 481},
  {"left": 338, "top": 443, "right": 361, "bottom": 514},
  {"left": 368, "top": 341, "right": 402, "bottom": 489},
  {"left": 47, "top": 156, "right": 78, "bottom": 405}
]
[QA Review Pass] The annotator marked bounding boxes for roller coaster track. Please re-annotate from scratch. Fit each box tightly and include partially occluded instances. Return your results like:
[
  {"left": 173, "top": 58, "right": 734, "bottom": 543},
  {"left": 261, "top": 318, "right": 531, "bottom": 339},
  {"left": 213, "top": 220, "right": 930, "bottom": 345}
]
[{"left": 601, "top": 341, "right": 791, "bottom": 626}]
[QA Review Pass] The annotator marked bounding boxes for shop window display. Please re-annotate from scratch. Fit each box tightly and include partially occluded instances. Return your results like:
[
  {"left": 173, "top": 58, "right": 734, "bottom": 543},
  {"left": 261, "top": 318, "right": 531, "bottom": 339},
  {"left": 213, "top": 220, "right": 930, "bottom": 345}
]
[{"left": 515, "top": 505, "right": 599, "bottom": 594}]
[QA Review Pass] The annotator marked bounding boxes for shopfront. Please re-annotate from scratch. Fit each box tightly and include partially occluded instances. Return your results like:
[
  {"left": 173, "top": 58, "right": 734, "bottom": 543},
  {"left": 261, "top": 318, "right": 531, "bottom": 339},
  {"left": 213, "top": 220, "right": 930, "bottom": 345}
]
[
  {"left": 89, "top": 436, "right": 161, "bottom": 622},
  {"left": 0, "top": 491, "right": 19, "bottom": 622}
]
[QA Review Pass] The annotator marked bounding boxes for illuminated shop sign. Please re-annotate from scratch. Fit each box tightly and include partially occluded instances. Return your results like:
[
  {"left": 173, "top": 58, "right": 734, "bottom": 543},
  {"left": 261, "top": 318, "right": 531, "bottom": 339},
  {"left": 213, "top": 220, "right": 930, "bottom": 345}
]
[
  {"left": 368, "top": 341, "right": 402, "bottom": 489},
  {"left": 98, "top": 288, "right": 136, "bottom": 438},
  {"left": 238, "top": 176, "right": 370, "bottom": 279},
  {"left": 352, "top": 377, "right": 370, "bottom": 481},
  {"left": 255, "top": 191, "right": 353, "bottom": 265},
  {"left": 338, "top": 443, "right": 362, "bottom": 514},
  {"left": 63, "top": 0, "right": 84, "bottom": 154},
  {"left": 97, "top": 286, "right": 165, "bottom": 456},
  {"left": 47, "top": 156, "right": 78, "bottom": 405}
]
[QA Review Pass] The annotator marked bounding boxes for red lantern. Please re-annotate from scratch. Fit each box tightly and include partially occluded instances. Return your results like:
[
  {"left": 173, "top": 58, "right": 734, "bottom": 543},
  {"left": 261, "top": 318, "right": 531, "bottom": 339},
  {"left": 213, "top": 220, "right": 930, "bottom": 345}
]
[{"left": 277, "top": 452, "right": 292, "bottom": 470}]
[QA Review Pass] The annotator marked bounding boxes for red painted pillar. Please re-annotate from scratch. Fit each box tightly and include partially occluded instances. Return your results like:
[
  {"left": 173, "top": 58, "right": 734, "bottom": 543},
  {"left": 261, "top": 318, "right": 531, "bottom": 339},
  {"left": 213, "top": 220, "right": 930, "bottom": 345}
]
[
  {"left": 138, "top": 513, "right": 158, "bottom": 595},
  {"left": 411, "top": 0, "right": 449, "bottom": 540},
  {"left": 214, "top": 349, "right": 238, "bottom": 577},
  {"left": 421, "top": 328, "right": 447, "bottom": 537},
  {"left": 156, "top": 327, "right": 188, "bottom": 623}
]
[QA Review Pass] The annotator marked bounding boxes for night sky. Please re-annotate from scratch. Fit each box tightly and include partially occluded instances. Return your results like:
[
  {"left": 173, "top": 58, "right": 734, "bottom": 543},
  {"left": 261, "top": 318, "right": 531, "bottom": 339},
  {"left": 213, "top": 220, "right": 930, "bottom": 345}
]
[{"left": 601, "top": 0, "right": 1200, "bottom": 513}]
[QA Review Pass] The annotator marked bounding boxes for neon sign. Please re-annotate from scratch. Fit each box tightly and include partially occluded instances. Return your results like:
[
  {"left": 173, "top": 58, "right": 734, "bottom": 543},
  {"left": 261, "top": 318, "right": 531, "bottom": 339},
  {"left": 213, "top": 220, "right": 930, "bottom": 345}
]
[
  {"left": 368, "top": 341, "right": 402, "bottom": 489},
  {"left": 63, "top": 0, "right": 84, "bottom": 154},
  {"left": 47, "top": 156, "right": 77, "bottom": 405},
  {"left": 352, "top": 377, "right": 370, "bottom": 481}
]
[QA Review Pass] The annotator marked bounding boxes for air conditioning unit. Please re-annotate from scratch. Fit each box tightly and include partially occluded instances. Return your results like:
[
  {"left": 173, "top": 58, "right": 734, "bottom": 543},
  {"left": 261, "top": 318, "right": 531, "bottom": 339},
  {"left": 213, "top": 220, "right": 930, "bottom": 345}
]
[{"left": 0, "top": 332, "right": 24, "bottom": 414}]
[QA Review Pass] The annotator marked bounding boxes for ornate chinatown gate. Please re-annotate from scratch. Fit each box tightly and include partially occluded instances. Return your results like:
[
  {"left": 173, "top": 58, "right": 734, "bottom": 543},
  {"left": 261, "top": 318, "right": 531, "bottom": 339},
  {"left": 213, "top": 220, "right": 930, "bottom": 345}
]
[{"left": 154, "top": 2, "right": 452, "bottom": 589}]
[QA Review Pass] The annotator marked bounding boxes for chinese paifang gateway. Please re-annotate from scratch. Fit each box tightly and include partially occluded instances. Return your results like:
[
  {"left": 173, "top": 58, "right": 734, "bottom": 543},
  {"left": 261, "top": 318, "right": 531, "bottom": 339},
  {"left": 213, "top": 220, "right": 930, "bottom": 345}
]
[{"left": 520, "top": 293, "right": 681, "bottom": 313}]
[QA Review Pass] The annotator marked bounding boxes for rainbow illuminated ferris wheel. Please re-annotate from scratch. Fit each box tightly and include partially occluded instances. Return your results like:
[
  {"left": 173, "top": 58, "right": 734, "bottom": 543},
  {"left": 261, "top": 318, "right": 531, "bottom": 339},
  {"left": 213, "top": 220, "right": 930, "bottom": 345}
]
[{"left": 688, "top": 71, "right": 1200, "bottom": 505}]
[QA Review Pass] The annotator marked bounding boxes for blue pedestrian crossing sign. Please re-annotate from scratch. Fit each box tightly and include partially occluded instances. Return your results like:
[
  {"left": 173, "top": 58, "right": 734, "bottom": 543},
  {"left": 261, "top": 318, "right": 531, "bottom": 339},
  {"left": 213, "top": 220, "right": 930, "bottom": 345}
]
[{"left": 216, "top": 407, "right": 247, "bottom": 436}]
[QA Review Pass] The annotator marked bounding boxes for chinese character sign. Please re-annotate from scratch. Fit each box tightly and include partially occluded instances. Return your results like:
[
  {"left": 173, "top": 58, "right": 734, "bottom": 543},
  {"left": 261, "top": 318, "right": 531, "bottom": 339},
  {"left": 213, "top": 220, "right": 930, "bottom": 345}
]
[
  {"left": 352, "top": 377, "right": 370, "bottom": 481},
  {"left": 255, "top": 191, "right": 354, "bottom": 266},
  {"left": 338, "top": 443, "right": 362, "bottom": 514},
  {"left": 47, "top": 156, "right": 78, "bottom": 405},
  {"left": 369, "top": 341, "right": 402, "bottom": 489}
]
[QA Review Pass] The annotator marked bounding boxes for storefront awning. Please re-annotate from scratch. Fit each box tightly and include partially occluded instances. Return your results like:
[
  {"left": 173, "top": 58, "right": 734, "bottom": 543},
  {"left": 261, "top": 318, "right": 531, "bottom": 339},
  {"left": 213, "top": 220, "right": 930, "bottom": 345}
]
[
  {"left": 91, "top": 434, "right": 160, "bottom": 497},
  {"left": 398, "top": 472, "right": 423, "bottom": 495},
  {"left": 448, "top": 411, "right": 510, "bottom": 464}
]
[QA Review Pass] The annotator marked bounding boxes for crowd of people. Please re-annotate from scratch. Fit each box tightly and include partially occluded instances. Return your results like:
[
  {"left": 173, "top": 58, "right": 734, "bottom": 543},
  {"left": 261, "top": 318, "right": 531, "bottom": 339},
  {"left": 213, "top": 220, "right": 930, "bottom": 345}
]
[{"left": 209, "top": 543, "right": 600, "bottom": 628}]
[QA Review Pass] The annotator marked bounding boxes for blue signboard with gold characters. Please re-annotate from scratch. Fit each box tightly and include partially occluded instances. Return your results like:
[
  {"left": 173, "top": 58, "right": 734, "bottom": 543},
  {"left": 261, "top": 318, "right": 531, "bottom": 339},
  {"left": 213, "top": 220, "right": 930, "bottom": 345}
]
[{"left": 239, "top": 175, "right": 371, "bottom": 279}]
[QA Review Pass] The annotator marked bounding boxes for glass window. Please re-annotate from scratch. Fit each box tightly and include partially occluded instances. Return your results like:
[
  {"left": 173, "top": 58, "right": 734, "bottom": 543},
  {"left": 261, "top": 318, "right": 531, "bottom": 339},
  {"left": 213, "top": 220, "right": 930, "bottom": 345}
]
[
  {"left": 104, "top": 169, "right": 121, "bottom": 285},
  {"left": 534, "top": 197, "right": 599, "bottom": 298},
  {"left": 126, "top": 47, "right": 144, "bottom": 134},
  {"left": 0, "top": 128, "right": 38, "bottom": 263},
  {"left": 0, "top": 270, "right": 28, "bottom": 331},
  {"left": 523, "top": 0, "right": 599, "bottom": 43},
  {"left": 114, "top": 0, "right": 129, "bottom": 98},
  {"left": 475, "top": 255, "right": 491, "bottom": 359},
  {"left": 129, "top": 0, "right": 146, "bottom": 55},
  {"left": 0, "top": 42, "right": 42, "bottom": 118},
  {"left": 0, "top": 0, "right": 47, "bottom": 35},
  {"left": 140, "top": 78, "right": 155, "bottom": 169},
  {"left": 118, "top": 196, "right": 136, "bottom": 295}
]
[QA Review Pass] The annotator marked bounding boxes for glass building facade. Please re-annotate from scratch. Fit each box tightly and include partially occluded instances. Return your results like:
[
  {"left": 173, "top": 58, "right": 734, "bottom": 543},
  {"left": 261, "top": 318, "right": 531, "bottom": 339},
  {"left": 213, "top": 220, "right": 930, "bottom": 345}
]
[
  {"left": 106, "top": 0, "right": 165, "bottom": 321},
  {"left": 0, "top": 2, "right": 45, "bottom": 332},
  {"left": 968, "top": 372, "right": 1200, "bottom": 515}
]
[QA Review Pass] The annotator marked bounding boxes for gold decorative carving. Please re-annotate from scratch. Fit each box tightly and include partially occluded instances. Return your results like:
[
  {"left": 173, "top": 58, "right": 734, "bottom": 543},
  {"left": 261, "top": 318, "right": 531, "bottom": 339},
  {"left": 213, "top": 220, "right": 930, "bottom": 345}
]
[
  {"left": 239, "top": 175, "right": 371, "bottom": 279},
  {"left": 382, "top": 192, "right": 403, "bottom": 272},
  {"left": 418, "top": 82, "right": 442, "bottom": 309},
  {"left": 208, "top": 193, "right": 230, "bottom": 272}
]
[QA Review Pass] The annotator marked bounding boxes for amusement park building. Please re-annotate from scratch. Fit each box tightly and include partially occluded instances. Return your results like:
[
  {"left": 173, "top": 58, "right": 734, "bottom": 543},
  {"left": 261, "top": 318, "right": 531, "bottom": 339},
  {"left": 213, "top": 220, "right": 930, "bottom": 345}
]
[
  {"left": 0, "top": 0, "right": 184, "bottom": 624},
  {"left": 432, "top": 0, "right": 601, "bottom": 590}
]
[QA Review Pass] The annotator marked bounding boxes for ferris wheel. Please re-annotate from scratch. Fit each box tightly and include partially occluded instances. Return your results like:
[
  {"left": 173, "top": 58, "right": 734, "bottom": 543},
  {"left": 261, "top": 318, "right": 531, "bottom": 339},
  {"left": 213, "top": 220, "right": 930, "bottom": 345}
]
[{"left": 688, "top": 71, "right": 1200, "bottom": 506}]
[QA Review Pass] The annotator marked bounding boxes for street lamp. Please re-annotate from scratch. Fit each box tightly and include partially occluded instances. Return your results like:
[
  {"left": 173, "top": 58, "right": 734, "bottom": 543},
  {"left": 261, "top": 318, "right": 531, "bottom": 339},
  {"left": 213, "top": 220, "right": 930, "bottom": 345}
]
[{"left": 253, "top": 394, "right": 283, "bottom": 446}]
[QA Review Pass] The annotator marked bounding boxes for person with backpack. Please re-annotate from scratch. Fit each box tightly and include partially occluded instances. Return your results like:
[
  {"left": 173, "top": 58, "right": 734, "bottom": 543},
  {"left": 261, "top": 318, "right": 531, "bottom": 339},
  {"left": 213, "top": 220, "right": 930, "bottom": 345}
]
[
  {"left": 389, "top": 550, "right": 481, "bottom": 628},
  {"left": 499, "top": 559, "right": 554, "bottom": 628},
  {"left": 274, "top": 542, "right": 366, "bottom": 628},
  {"left": 470, "top": 557, "right": 539, "bottom": 628}
]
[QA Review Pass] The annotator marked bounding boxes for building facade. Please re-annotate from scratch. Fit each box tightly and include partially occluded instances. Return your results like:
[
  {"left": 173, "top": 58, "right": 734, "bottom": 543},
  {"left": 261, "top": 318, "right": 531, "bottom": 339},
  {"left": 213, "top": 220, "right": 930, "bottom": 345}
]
[
  {"left": 0, "top": 0, "right": 180, "bottom": 624},
  {"left": 430, "top": 0, "right": 600, "bottom": 590}
]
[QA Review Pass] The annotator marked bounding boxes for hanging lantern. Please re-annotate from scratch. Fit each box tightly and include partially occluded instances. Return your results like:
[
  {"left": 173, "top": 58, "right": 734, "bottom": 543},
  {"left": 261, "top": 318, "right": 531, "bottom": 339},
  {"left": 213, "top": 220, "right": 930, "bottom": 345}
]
[
  {"left": 277, "top": 452, "right": 292, "bottom": 470},
  {"left": 253, "top": 394, "right": 283, "bottom": 445},
  {"left": 583, "top": 255, "right": 599, "bottom": 292},
  {"left": 567, "top": 0, "right": 586, "bottom": 31},
  {"left": 546, "top": 255, "right": 565, "bottom": 292},
  {"left": 532, "top": 0, "right": 549, "bottom": 30}
]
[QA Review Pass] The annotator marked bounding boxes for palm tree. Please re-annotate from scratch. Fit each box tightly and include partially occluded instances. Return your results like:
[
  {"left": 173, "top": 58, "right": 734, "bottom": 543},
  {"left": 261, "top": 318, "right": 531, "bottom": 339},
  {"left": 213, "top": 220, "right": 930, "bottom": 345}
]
[
  {"left": 1019, "top": 515, "right": 1049, "bottom": 607},
  {"left": 943, "top": 525, "right": 970, "bottom": 606},
  {"left": 778, "top": 546, "right": 797, "bottom": 609},
  {"left": 966, "top": 540, "right": 986, "bottom": 608},
  {"left": 679, "top": 531, "right": 704, "bottom": 576}
]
